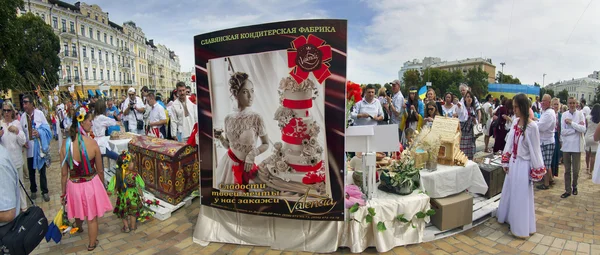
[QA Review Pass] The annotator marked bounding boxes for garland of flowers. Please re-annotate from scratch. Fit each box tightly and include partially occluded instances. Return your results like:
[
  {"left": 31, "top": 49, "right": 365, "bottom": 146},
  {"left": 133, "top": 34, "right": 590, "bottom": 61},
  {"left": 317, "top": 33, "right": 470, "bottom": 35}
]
[{"left": 346, "top": 81, "right": 362, "bottom": 128}]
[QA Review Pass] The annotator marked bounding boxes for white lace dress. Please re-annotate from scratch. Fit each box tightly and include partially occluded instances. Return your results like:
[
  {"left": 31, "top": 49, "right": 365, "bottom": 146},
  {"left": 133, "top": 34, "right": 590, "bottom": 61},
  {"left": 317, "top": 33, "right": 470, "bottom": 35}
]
[
  {"left": 215, "top": 109, "right": 266, "bottom": 189},
  {"left": 497, "top": 119, "right": 545, "bottom": 238}
]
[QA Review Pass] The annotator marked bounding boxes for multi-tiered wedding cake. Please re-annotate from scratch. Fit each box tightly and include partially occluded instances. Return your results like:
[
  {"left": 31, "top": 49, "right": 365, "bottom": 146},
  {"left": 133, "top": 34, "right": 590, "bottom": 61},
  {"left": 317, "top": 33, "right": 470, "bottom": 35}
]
[{"left": 257, "top": 76, "right": 326, "bottom": 195}]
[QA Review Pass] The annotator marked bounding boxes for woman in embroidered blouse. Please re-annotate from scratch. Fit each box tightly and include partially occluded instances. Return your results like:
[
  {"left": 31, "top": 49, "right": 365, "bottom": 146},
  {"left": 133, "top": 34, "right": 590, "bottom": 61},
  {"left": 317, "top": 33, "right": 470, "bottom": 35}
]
[
  {"left": 441, "top": 92, "right": 458, "bottom": 118},
  {"left": 59, "top": 106, "right": 113, "bottom": 251},
  {"left": 214, "top": 72, "right": 269, "bottom": 190},
  {"left": 457, "top": 91, "right": 477, "bottom": 160},
  {"left": 497, "top": 93, "right": 545, "bottom": 239},
  {"left": 92, "top": 99, "right": 120, "bottom": 161}
]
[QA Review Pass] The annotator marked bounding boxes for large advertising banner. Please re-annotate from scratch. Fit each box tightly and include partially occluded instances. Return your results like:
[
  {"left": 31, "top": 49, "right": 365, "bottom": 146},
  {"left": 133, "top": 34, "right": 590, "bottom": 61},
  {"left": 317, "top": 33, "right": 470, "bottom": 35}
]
[{"left": 195, "top": 20, "right": 347, "bottom": 220}]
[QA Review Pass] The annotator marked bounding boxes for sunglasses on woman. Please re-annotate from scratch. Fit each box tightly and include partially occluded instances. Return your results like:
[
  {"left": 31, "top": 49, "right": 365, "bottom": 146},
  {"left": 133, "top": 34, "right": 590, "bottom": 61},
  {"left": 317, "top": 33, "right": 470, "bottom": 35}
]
[{"left": 428, "top": 108, "right": 435, "bottom": 111}]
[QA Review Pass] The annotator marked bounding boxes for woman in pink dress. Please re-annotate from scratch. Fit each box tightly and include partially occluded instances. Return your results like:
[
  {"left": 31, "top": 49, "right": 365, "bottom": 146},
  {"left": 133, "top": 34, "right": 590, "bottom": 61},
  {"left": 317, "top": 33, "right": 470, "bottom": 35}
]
[
  {"left": 497, "top": 93, "right": 546, "bottom": 239},
  {"left": 59, "top": 106, "right": 113, "bottom": 251}
]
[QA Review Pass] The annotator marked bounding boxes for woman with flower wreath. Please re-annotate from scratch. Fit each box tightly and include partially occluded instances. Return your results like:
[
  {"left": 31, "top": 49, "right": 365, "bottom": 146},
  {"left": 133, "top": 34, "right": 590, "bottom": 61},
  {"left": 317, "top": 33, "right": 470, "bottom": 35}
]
[
  {"left": 59, "top": 106, "right": 113, "bottom": 251},
  {"left": 106, "top": 150, "right": 149, "bottom": 233}
]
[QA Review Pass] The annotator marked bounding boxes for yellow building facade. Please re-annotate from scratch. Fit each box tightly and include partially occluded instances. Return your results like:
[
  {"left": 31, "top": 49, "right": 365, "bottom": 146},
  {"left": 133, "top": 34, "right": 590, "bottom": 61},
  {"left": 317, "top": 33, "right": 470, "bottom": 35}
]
[{"left": 429, "top": 58, "right": 497, "bottom": 84}]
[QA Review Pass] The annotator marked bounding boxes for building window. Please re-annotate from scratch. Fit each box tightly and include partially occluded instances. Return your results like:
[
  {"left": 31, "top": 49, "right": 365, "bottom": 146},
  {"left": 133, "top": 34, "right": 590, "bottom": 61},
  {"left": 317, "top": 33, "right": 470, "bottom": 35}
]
[
  {"left": 87, "top": 12, "right": 90, "bottom": 17},
  {"left": 105, "top": 52, "right": 108, "bottom": 62},
  {"left": 102, "top": 18, "right": 105, "bottom": 24},
  {"left": 74, "top": 67, "right": 79, "bottom": 79},
  {"left": 71, "top": 44, "right": 76, "bottom": 55},
  {"left": 69, "top": 21, "right": 74, "bottom": 32},
  {"left": 104, "top": 33, "right": 107, "bottom": 43},
  {"left": 111, "top": 53, "right": 114, "bottom": 62},
  {"left": 95, "top": 14, "right": 98, "bottom": 21},
  {"left": 82, "top": 46, "right": 87, "bottom": 57},
  {"left": 61, "top": 19, "right": 66, "bottom": 31},
  {"left": 52, "top": 17, "right": 57, "bottom": 28},
  {"left": 80, "top": 25, "right": 85, "bottom": 36},
  {"left": 85, "top": 68, "right": 89, "bottom": 80},
  {"left": 98, "top": 50, "right": 102, "bottom": 60},
  {"left": 63, "top": 43, "right": 68, "bottom": 55},
  {"left": 93, "top": 68, "right": 96, "bottom": 80},
  {"left": 107, "top": 70, "right": 110, "bottom": 80},
  {"left": 89, "top": 28, "right": 93, "bottom": 38},
  {"left": 91, "top": 48, "right": 95, "bottom": 59},
  {"left": 113, "top": 71, "right": 116, "bottom": 81},
  {"left": 66, "top": 66, "right": 71, "bottom": 79},
  {"left": 110, "top": 36, "right": 113, "bottom": 45},
  {"left": 97, "top": 31, "right": 100, "bottom": 41},
  {"left": 100, "top": 69, "right": 103, "bottom": 80}
]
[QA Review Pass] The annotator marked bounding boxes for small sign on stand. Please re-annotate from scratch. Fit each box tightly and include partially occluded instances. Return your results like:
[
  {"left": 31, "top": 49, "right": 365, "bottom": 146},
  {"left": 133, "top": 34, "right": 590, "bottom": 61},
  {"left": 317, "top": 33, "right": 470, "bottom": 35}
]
[{"left": 346, "top": 124, "right": 399, "bottom": 199}]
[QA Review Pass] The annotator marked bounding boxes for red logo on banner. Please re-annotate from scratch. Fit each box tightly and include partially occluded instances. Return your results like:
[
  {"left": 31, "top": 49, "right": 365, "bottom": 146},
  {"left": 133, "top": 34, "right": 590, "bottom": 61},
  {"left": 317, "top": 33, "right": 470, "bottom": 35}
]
[{"left": 287, "top": 34, "right": 332, "bottom": 84}]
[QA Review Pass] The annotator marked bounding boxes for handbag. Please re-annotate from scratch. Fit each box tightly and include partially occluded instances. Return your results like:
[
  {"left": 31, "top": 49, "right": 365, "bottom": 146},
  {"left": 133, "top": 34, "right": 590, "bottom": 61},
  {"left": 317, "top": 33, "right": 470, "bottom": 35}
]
[
  {"left": 0, "top": 180, "right": 48, "bottom": 255},
  {"left": 132, "top": 109, "right": 144, "bottom": 131}
]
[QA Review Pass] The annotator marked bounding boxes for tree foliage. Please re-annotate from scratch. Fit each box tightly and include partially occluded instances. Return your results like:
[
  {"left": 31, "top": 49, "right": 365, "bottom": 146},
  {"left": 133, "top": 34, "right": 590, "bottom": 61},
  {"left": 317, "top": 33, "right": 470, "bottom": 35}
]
[
  {"left": 465, "top": 67, "right": 489, "bottom": 98},
  {"left": 402, "top": 70, "right": 422, "bottom": 91},
  {"left": 496, "top": 71, "right": 521, "bottom": 84},
  {"left": 540, "top": 88, "right": 555, "bottom": 98},
  {"left": 557, "top": 89, "right": 569, "bottom": 104},
  {"left": 0, "top": 2, "right": 60, "bottom": 93},
  {"left": 592, "top": 84, "right": 600, "bottom": 105}
]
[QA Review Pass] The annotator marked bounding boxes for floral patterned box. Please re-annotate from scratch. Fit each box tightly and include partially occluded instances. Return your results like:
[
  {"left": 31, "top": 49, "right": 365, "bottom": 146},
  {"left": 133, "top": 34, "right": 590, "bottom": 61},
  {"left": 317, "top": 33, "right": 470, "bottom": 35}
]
[{"left": 128, "top": 136, "right": 199, "bottom": 205}]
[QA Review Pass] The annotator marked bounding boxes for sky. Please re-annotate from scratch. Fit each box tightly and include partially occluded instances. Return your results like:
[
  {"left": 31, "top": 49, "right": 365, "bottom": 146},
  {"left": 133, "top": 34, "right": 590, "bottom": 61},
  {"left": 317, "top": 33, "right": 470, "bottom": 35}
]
[{"left": 83, "top": 0, "right": 600, "bottom": 86}]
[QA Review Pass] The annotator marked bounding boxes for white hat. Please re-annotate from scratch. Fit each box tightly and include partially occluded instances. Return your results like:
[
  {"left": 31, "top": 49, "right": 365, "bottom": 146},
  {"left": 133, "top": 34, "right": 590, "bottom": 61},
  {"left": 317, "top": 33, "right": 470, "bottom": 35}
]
[{"left": 127, "top": 87, "right": 136, "bottom": 94}]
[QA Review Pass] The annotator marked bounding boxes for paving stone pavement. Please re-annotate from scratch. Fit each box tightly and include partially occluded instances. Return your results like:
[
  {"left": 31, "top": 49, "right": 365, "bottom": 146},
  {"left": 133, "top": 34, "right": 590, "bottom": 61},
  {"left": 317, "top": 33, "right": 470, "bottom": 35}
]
[{"left": 25, "top": 138, "right": 600, "bottom": 254}]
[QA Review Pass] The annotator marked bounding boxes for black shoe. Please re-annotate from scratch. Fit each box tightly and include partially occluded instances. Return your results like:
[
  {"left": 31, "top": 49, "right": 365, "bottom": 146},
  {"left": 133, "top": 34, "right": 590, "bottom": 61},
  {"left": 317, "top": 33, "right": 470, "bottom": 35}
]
[
  {"left": 536, "top": 184, "right": 549, "bottom": 190},
  {"left": 561, "top": 192, "right": 570, "bottom": 198},
  {"left": 572, "top": 189, "right": 578, "bottom": 195},
  {"left": 42, "top": 193, "right": 50, "bottom": 202},
  {"left": 31, "top": 193, "right": 37, "bottom": 200}
]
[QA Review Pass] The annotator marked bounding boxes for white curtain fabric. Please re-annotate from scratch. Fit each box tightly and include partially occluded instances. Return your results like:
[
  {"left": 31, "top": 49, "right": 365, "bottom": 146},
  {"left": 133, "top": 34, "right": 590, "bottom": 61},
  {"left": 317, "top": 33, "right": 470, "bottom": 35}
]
[
  {"left": 193, "top": 189, "right": 430, "bottom": 253},
  {"left": 419, "top": 161, "right": 489, "bottom": 198}
]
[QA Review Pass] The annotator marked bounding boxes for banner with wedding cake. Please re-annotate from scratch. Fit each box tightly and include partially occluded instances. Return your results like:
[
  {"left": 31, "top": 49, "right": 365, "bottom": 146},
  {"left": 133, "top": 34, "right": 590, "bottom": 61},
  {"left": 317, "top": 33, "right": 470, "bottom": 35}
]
[{"left": 195, "top": 20, "right": 347, "bottom": 220}]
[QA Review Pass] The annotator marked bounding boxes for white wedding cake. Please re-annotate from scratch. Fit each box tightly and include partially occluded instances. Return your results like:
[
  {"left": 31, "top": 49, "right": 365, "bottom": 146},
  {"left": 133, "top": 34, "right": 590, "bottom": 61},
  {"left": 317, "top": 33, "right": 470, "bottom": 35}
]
[{"left": 257, "top": 76, "right": 326, "bottom": 195}]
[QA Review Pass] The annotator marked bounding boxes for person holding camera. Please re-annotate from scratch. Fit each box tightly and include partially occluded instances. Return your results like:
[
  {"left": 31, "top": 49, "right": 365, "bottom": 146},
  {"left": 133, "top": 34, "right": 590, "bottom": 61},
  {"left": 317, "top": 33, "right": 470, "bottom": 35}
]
[{"left": 121, "top": 88, "right": 145, "bottom": 135}]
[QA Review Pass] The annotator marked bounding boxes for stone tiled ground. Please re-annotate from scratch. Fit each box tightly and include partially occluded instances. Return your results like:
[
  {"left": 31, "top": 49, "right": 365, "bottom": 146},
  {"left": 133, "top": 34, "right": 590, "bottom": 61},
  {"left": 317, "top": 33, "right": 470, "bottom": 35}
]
[{"left": 27, "top": 139, "right": 600, "bottom": 254}]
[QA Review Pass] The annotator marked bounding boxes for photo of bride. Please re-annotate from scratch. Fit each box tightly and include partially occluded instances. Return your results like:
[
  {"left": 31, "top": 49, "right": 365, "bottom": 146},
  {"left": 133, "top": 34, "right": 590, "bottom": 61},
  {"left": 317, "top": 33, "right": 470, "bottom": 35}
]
[{"left": 209, "top": 50, "right": 331, "bottom": 199}]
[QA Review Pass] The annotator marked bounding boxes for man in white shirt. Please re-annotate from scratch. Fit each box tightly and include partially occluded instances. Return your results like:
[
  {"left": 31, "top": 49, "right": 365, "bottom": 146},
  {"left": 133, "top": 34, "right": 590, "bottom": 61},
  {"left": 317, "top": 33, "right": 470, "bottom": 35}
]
[
  {"left": 560, "top": 97, "right": 587, "bottom": 198},
  {"left": 386, "top": 80, "right": 405, "bottom": 139},
  {"left": 171, "top": 82, "right": 198, "bottom": 142},
  {"left": 536, "top": 94, "right": 556, "bottom": 190},
  {"left": 482, "top": 95, "right": 493, "bottom": 152},
  {"left": 121, "top": 87, "right": 145, "bottom": 135},
  {"left": 581, "top": 99, "right": 591, "bottom": 119},
  {"left": 20, "top": 95, "right": 50, "bottom": 202},
  {"left": 146, "top": 93, "right": 167, "bottom": 138},
  {"left": 351, "top": 84, "right": 383, "bottom": 126}
]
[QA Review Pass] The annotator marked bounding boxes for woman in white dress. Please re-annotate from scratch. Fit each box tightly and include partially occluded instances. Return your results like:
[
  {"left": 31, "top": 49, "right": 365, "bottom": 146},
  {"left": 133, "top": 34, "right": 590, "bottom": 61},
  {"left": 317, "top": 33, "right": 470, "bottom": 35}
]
[
  {"left": 214, "top": 72, "right": 269, "bottom": 191},
  {"left": 441, "top": 92, "right": 458, "bottom": 118},
  {"left": 0, "top": 102, "right": 27, "bottom": 211},
  {"left": 497, "top": 93, "right": 546, "bottom": 239},
  {"left": 585, "top": 105, "right": 599, "bottom": 175},
  {"left": 92, "top": 99, "right": 120, "bottom": 161}
]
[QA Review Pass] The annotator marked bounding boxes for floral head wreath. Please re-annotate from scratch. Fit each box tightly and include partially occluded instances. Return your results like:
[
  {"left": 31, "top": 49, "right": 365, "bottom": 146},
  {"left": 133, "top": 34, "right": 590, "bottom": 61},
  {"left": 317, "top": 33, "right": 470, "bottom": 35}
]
[
  {"left": 119, "top": 150, "right": 132, "bottom": 172},
  {"left": 75, "top": 107, "right": 87, "bottom": 122}
]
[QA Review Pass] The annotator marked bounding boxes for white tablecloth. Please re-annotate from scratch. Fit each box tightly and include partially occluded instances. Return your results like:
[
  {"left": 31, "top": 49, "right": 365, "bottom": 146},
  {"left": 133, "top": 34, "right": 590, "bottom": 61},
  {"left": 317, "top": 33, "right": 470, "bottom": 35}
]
[
  {"left": 419, "top": 160, "right": 488, "bottom": 198},
  {"left": 193, "top": 186, "right": 430, "bottom": 253},
  {"left": 108, "top": 138, "right": 131, "bottom": 153}
]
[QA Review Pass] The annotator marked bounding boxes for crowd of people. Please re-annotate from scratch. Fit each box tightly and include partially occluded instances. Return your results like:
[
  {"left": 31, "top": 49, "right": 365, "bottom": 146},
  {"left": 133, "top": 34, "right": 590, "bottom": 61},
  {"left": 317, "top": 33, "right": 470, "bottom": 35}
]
[
  {"left": 0, "top": 81, "right": 198, "bottom": 251},
  {"left": 349, "top": 80, "right": 600, "bottom": 239}
]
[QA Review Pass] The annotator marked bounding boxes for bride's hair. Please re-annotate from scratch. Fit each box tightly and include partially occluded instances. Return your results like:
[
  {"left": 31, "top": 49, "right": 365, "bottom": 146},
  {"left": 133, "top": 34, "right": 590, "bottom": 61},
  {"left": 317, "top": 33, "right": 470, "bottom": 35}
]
[{"left": 229, "top": 72, "right": 250, "bottom": 97}]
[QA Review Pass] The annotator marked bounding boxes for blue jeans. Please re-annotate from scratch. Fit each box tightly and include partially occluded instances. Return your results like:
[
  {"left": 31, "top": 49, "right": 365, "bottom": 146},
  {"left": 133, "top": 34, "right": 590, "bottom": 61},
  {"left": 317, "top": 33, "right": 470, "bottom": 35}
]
[{"left": 103, "top": 150, "right": 120, "bottom": 160}]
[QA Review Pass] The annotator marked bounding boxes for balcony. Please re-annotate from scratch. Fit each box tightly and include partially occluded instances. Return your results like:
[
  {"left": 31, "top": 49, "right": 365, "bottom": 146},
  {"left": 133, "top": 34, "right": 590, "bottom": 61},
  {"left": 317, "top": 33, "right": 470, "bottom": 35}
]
[
  {"left": 124, "top": 80, "right": 133, "bottom": 84},
  {"left": 83, "top": 56, "right": 89, "bottom": 63},
  {"left": 99, "top": 60, "right": 104, "bottom": 66},
  {"left": 91, "top": 58, "right": 97, "bottom": 65},
  {"left": 158, "top": 64, "right": 164, "bottom": 69},
  {"left": 120, "top": 63, "right": 131, "bottom": 69},
  {"left": 160, "top": 75, "right": 165, "bottom": 79},
  {"left": 148, "top": 60, "right": 154, "bottom": 66},
  {"left": 60, "top": 28, "right": 76, "bottom": 38},
  {"left": 61, "top": 51, "right": 77, "bottom": 59}
]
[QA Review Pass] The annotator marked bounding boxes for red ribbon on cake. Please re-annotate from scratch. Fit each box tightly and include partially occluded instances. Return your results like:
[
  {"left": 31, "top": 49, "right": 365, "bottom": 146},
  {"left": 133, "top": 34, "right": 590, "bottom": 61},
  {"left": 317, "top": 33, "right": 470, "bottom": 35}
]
[
  {"left": 282, "top": 134, "right": 305, "bottom": 145},
  {"left": 289, "top": 160, "right": 323, "bottom": 173},
  {"left": 287, "top": 34, "right": 332, "bottom": 84},
  {"left": 227, "top": 149, "right": 258, "bottom": 190},
  {"left": 282, "top": 99, "right": 313, "bottom": 109}
]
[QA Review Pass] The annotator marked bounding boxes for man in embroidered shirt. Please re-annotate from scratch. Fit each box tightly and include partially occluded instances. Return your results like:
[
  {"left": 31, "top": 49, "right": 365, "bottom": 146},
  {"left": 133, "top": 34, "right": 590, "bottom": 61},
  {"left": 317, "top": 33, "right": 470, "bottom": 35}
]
[
  {"left": 20, "top": 94, "right": 50, "bottom": 202},
  {"left": 171, "top": 82, "right": 198, "bottom": 142},
  {"left": 386, "top": 80, "right": 405, "bottom": 139},
  {"left": 560, "top": 97, "right": 587, "bottom": 198},
  {"left": 536, "top": 94, "right": 556, "bottom": 190},
  {"left": 146, "top": 93, "right": 167, "bottom": 138},
  {"left": 351, "top": 84, "right": 383, "bottom": 126}
]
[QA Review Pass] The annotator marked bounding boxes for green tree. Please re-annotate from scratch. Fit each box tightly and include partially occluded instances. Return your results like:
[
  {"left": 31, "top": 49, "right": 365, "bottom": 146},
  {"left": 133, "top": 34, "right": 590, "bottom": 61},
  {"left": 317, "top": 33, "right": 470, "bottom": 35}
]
[
  {"left": 465, "top": 67, "right": 489, "bottom": 99},
  {"left": 496, "top": 71, "right": 521, "bottom": 84},
  {"left": 540, "top": 88, "right": 555, "bottom": 98},
  {"left": 14, "top": 12, "right": 61, "bottom": 91},
  {"left": 402, "top": 70, "right": 422, "bottom": 91},
  {"left": 557, "top": 89, "right": 569, "bottom": 104},
  {"left": 0, "top": 0, "right": 25, "bottom": 92},
  {"left": 422, "top": 68, "right": 449, "bottom": 96},
  {"left": 592, "top": 84, "right": 600, "bottom": 105}
]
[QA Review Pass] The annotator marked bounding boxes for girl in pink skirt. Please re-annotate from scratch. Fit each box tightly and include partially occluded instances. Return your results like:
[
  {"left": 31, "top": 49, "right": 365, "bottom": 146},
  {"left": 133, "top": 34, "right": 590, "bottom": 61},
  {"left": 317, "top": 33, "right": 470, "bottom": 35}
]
[{"left": 60, "top": 106, "right": 113, "bottom": 251}]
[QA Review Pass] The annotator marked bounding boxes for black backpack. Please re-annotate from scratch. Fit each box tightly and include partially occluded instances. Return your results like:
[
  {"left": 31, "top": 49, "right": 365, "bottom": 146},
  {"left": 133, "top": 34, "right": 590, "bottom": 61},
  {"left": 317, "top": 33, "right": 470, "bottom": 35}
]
[{"left": 0, "top": 181, "right": 48, "bottom": 255}]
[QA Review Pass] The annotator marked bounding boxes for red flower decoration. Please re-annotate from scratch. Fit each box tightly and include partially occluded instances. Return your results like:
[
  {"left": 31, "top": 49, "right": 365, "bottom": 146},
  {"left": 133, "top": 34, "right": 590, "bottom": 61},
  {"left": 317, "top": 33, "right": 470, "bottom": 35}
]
[
  {"left": 302, "top": 171, "right": 326, "bottom": 185},
  {"left": 281, "top": 118, "right": 310, "bottom": 145},
  {"left": 145, "top": 216, "right": 150, "bottom": 220},
  {"left": 287, "top": 34, "right": 332, "bottom": 84},
  {"left": 346, "top": 81, "right": 362, "bottom": 102}
]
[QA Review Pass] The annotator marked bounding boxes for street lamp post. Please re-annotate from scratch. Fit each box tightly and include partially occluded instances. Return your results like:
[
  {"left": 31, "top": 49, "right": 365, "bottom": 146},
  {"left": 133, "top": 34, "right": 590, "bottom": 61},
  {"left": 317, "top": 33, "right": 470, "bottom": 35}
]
[
  {"left": 500, "top": 62, "right": 506, "bottom": 83},
  {"left": 543, "top": 73, "right": 546, "bottom": 87}
]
